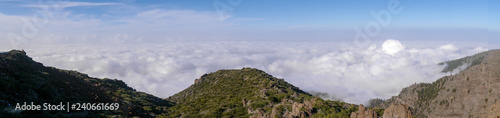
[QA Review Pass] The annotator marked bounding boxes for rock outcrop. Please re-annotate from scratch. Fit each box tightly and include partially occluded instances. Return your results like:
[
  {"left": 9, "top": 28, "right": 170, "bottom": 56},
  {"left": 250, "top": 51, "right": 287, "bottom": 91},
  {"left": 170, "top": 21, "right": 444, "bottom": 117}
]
[
  {"left": 290, "top": 98, "right": 316, "bottom": 117},
  {"left": 371, "top": 50, "right": 500, "bottom": 117},
  {"left": 382, "top": 103, "right": 412, "bottom": 118},
  {"left": 350, "top": 104, "right": 377, "bottom": 118}
]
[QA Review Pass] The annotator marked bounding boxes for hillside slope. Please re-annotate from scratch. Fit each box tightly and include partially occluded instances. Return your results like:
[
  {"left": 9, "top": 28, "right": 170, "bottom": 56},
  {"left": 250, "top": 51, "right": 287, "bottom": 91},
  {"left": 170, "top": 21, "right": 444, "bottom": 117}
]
[
  {"left": 163, "top": 67, "right": 369, "bottom": 117},
  {"left": 373, "top": 50, "right": 500, "bottom": 117},
  {"left": 0, "top": 50, "right": 172, "bottom": 117}
]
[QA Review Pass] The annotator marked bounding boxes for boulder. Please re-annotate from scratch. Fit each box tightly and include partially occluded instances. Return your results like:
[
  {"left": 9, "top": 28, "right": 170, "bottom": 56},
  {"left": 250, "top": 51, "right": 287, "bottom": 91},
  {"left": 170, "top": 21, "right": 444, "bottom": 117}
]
[
  {"left": 291, "top": 102, "right": 305, "bottom": 117},
  {"left": 242, "top": 99, "right": 247, "bottom": 107},
  {"left": 256, "top": 109, "right": 267, "bottom": 118},
  {"left": 270, "top": 106, "right": 278, "bottom": 117},
  {"left": 291, "top": 100, "right": 314, "bottom": 118},
  {"left": 249, "top": 108, "right": 267, "bottom": 118}
]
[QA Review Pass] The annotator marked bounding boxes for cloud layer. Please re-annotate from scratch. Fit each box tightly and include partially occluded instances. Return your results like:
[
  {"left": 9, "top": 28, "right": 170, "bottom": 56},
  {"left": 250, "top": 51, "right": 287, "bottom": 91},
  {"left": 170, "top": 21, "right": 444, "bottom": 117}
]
[{"left": 21, "top": 40, "right": 488, "bottom": 104}]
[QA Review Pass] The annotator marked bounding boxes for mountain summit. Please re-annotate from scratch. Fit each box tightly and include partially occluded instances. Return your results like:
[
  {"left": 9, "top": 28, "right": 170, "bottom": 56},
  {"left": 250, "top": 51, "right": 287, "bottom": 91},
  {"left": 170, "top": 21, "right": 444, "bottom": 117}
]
[{"left": 164, "top": 67, "right": 364, "bottom": 117}]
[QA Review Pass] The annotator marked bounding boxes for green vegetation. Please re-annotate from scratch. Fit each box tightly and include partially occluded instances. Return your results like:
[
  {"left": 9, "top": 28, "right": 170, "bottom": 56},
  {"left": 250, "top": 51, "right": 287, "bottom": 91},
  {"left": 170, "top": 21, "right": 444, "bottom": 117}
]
[
  {"left": 439, "top": 100, "right": 449, "bottom": 107},
  {"left": 415, "top": 78, "right": 447, "bottom": 108},
  {"left": 439, "top": 51, "right": 488, "bottom": 73},
  {"left": 163, "top": 68, "right": 359, "bottom": 117},
  {"left": 452, "top": 89, "right": 457, "bottom": 93},
  {"left": 373, "top": 108, "right": 385, "bottom": 116},
  {"left": 367, "top": 98, "right": 385, "bottom": 108},
  {"left": 311, "top": 98, "right": 358, "bottom": 117}
]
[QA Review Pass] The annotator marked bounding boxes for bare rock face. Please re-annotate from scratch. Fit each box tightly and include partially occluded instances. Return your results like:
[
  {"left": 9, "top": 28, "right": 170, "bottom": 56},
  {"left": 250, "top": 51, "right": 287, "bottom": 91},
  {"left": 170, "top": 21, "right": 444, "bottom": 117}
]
[
  {"left": 256, "top": 109, "right": 267, "bottom": 118},
  {"left": 289, "top": 98, "right": 316, "bottom": 118},
  {"left": 249, "top": 108, "right": 268, "bottom": 118},
  {"left": 382, "top": 103, "right": 412, "bottom": 118},
  {"left": 242, "top": 98, "right": 252, "bottom": 107},
  {"left": 270, "top": 106, "right": 278, "bottom": 118},
  {"left": 350, "top": 104, "right": 377, "bottom": 118},
  {"left": 303, "top": 98, "right": 316, "bottom": 110},
  {"left": 373, "top": 50, "right": 500, "bottom": 117},
  {"left": 194, "top": 78, "right": 203, "bottom": 84},
  {"left": 365, "top": 110, "right": 376, "bottom": 118},
  {"left": 291, "top": 102, "right": 309, "bottom": 117}
]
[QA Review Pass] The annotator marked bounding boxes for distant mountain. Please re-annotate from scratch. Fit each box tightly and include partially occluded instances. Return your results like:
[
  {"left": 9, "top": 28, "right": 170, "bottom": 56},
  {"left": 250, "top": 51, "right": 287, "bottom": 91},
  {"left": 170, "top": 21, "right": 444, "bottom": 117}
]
[
  {"left": 0, "top": 50, "right": 172, "bottom": 117},
  {"left": 439, "top": 51, "right": 488, "bottom": 73},
  {"left": 371, "top": 50, "right": 500, "bottom": 117},
  {"left": 1, "top": 50, "right": 379, "bottom": 117}
]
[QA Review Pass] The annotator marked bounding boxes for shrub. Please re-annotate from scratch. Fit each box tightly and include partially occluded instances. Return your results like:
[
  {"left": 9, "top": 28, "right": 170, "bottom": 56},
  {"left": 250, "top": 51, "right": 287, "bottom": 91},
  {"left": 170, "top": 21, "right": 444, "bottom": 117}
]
[
  {"left": 269, "top": 97, "right": 279, "bottom": 103},
  {"left": 250, "top": 101, "right": 268, "bottom": 109},
  {"left": 373, "top": 108, "right": 385, "bottom": 116},
  {"left": 416, "top": 82, "right": 443, "bottom": 106},
  {"left": 143, "top": 106, "right": 153, "bottom": 111}
]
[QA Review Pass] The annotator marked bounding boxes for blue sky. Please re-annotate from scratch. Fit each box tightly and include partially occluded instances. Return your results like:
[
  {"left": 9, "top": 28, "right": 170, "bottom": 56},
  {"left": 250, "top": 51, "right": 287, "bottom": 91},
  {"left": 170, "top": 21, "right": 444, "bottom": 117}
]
[{"left": 0, "top": 0, "right": 495, "bottom": 46}]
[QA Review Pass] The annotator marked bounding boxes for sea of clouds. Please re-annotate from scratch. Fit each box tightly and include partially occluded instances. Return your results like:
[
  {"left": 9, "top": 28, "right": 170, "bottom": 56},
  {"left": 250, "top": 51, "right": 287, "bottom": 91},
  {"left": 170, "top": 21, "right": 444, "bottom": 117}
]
[{"left": 15, "top": 39, "right": 488, "bottom": 104}]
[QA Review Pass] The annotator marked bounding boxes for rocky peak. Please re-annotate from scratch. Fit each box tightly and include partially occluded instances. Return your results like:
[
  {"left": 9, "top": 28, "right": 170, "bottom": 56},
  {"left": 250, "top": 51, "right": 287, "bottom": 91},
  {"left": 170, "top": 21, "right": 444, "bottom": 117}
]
[
  {"left": 382, "top": 103, "right": 412, "bottom": 118},
  {"left": 350, "top": 104, "right": 377, "bottom": 118}
]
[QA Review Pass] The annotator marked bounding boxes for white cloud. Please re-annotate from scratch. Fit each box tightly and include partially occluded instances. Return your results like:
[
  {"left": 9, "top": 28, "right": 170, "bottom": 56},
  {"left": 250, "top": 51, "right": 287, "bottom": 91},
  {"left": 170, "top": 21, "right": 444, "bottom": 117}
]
[
  {"left": 382, "top": 39, "right": 405, "bottom": 56},
  {"left": 3, "top": 2, "right": 248, "bottom": 41},
  {"left": 439, "top": 44, "right": 458, "bottom": 52},
  {"left": 18, "top": 39, "right": 487, "bottom": 104},
  {"left": 0, "top": 8, "right": 237, "bottom": 48}
]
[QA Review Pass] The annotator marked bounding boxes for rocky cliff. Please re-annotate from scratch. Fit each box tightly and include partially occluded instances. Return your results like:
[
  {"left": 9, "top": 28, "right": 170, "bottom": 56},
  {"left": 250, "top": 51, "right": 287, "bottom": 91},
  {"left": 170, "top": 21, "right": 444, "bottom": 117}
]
[
  {"left": 350, "top": 104, "right": 377, "bottom": 118},
  {"left": 382, "top": 103, "right": 412, "bottom": 118},
  {"left": 372, "top": 50, "right": 500, "bottom": 118}
]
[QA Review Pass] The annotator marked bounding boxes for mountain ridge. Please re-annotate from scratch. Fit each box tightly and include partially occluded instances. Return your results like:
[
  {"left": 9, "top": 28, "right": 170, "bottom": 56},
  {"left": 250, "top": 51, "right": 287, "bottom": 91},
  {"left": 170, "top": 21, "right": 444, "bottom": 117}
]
[
  {"left": 0, "top": 50, "right": 173, "bottom": 117},
  {"left": 371, "top": 49, "right": 500, "bottom": 118}
]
